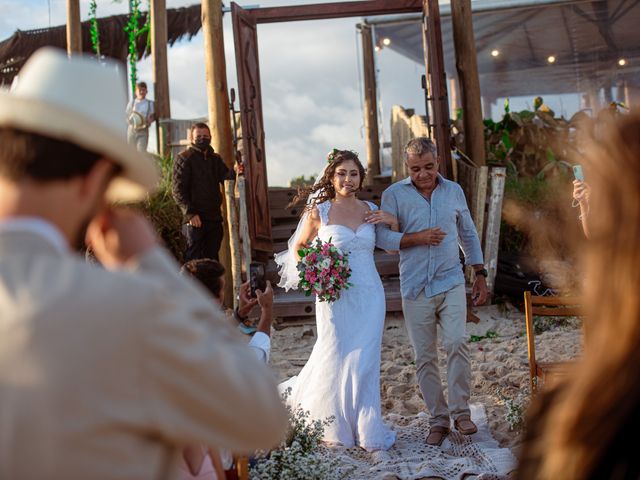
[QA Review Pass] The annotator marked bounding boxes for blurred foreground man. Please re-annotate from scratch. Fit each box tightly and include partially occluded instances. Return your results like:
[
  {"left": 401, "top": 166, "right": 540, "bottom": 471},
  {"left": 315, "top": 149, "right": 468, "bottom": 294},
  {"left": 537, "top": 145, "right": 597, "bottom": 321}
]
[{"left": 0, "top": 49, "right": 286, "bottom": 480}]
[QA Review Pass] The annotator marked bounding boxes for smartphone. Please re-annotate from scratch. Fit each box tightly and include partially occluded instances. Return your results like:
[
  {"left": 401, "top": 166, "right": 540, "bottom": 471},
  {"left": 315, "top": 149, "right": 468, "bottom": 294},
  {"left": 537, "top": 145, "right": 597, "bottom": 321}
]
[
  {"left": 249, "top": 262, "right": 266, "bottom": 298},
  {"left": 573, "top": 164, "right": 584, "bottom": 182}
]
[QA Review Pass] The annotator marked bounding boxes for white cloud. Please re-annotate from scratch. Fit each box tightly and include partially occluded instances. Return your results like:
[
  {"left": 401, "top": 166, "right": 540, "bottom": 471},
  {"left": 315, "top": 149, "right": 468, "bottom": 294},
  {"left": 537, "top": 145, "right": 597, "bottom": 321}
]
[{"left": 1, "top": 0, "right": 427, "bottom": 185}]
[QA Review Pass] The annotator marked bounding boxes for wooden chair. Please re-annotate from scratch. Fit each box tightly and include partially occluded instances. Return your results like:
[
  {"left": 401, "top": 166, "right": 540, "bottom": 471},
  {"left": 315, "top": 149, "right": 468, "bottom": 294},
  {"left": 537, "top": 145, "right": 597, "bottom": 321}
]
[{"left": 524, "top": 291, "right": 582, "bottom": 393}]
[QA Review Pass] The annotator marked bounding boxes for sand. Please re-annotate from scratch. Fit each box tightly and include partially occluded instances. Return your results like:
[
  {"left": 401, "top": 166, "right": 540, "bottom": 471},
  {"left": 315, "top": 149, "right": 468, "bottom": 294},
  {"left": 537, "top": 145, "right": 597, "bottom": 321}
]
[{"left": 269, "top": 302, "right": 583, "bottom": 458}]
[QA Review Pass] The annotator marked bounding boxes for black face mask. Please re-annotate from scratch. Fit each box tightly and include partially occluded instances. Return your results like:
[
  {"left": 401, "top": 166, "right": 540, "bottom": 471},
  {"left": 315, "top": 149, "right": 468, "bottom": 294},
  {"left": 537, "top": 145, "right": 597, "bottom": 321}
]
[{"left": 193, "top": 137, "right": 211, "bottom": 149}]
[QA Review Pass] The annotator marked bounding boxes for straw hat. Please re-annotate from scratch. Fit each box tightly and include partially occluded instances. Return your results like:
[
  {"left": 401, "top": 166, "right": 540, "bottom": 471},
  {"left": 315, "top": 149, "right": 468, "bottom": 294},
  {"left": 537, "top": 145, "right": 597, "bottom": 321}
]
[{"left": 0, "top": 48, "right": 159, "bottom": 202}]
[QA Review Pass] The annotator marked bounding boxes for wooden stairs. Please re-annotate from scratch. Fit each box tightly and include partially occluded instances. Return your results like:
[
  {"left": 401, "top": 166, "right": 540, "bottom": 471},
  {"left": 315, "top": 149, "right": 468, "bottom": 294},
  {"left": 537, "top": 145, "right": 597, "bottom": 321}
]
[{"left": 267, "top": 184, "right": 402, "bottom": 319}]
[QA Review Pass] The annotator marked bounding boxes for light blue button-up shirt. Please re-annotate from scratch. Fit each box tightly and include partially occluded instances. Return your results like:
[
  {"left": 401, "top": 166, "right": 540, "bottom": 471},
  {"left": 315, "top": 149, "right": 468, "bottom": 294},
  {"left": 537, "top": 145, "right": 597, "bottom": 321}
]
[{"left": 376, "top": 175, "right": 484, "bottom": 300}]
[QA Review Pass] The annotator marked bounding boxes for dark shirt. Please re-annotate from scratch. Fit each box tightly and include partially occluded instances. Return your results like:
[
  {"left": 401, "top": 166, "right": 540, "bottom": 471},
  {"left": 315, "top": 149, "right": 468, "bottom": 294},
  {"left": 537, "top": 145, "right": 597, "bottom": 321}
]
[{"left": 172, "top": 145, "right": 233, "bottom": 222}]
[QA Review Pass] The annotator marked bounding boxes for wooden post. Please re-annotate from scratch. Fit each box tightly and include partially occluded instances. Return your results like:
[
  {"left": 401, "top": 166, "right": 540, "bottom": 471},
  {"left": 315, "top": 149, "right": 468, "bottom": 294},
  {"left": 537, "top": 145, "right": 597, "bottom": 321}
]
[
  {"left": 237, "top": 176, "right": 252, "bottom": 278},
  {"left": 66, "top": 0, "right": 82, "bottom": 56},
  {"left": 450, "top": 0, "right": 485, "bottom": 166},
  {"left": 202, "top": 0, "right": 235, "bottom": 306},
  {"left": 483, "top": 167, "right": 506, "bottom": 295},
  {"left": 360, "top": 23, "right": 381, "bottom": 184},
  {"left": 151, "top": 0, "right": 171, "bottom": 157},
  {"left": 422, "top": 0, "right": 453, "bottom": 178},
  {"left": 448, "top": 75, "right": 460, "bottom": 116},
  {"left": 224, "top": 179, "right": 242, "bottom": 309}
]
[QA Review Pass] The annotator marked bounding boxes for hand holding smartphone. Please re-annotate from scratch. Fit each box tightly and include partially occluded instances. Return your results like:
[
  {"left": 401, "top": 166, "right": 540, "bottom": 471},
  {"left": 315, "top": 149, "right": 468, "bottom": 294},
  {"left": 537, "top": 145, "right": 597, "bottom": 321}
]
[
  {"left": 573, "top": 164, "right": 584, "bottom": 182},
  {"left": 249, "top": 262, "right": 266, "bottom": 298}
]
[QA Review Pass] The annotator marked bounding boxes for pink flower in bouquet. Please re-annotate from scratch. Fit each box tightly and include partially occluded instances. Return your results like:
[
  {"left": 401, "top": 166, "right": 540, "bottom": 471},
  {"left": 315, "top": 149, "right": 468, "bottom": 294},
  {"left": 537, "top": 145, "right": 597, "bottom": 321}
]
[{"left": 296, "top": 237, "right": 353, "bottom": 303}]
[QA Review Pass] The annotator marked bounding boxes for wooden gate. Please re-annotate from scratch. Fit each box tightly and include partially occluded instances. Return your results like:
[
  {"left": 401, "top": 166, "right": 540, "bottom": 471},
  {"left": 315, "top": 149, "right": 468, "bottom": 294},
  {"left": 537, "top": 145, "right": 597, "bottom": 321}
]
[
  {"left": 231, "top": 3, "right": 272, "bottom": 255},
  {"left": 231, "top": 0, "right": 452, "bottom": 255}
]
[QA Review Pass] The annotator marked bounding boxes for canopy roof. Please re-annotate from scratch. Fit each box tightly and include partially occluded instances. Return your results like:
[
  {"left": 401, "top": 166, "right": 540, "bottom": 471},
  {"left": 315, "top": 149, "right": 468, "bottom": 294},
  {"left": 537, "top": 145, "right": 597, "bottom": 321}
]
[
  {"left": 0, "top": 4, "right": 202, "bottom": 85},
  {"left": 368, "top": 0, "right": 640, "bottom": 99}
]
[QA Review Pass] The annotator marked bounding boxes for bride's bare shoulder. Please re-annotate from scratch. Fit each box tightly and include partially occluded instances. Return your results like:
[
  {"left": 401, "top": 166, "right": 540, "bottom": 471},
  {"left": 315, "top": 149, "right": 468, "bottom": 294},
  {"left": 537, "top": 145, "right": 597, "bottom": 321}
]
[{"left": 357, "top": 198, "right": 376, "bottom": 212}]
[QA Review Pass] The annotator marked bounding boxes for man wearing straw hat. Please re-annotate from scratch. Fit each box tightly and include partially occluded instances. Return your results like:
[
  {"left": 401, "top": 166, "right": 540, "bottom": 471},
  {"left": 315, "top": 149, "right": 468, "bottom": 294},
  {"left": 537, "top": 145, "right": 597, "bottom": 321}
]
[{"left": 0, "top": 49, "right": 286, "bottom": 479}]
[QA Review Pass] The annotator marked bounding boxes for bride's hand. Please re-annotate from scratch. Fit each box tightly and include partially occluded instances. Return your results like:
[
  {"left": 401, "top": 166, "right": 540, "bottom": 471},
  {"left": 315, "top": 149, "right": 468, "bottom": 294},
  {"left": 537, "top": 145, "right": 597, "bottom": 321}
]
[{"left": 365, "top": 210, "right": 399, "bottom": 231}]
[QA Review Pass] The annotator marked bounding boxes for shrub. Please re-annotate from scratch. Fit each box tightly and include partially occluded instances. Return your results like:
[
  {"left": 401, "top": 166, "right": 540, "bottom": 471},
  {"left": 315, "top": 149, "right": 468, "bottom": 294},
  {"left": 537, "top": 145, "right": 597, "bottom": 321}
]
[{"left": 136, "top": 153, "right": 184, "bottom": 262}]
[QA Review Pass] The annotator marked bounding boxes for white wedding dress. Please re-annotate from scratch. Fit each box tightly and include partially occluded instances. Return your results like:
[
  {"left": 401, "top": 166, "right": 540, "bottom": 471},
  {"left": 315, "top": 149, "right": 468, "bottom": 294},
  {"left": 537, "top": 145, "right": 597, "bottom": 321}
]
[{"left": 279, "top": 200, "right": 396, "bottom": 451}]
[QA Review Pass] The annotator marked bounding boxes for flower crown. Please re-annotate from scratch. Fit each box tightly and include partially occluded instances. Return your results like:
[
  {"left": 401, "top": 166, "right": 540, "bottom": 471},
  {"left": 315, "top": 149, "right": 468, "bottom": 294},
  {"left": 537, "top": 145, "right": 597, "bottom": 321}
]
[{"left": 327, "top": 148, "right": 359, "bottom": 164}]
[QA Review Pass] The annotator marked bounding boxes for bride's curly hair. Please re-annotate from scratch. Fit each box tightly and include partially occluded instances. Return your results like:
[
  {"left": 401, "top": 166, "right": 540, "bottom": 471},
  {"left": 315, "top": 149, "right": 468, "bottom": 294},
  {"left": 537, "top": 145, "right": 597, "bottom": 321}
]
[{"left": 291, "top": 149, "right": 366, "bottom": 213}]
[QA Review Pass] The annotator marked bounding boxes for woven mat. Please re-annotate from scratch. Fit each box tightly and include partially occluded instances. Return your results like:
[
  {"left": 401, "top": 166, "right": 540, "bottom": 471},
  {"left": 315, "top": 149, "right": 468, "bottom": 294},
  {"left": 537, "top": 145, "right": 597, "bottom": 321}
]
[{"left": 320, "top": 403, "right": 516, "bottom": 479}]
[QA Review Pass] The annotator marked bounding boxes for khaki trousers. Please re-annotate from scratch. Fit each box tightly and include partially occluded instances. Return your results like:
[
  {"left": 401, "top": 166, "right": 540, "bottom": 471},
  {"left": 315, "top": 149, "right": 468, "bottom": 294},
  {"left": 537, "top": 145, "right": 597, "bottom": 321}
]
[{"left": 402, "top": 283, "right": 471, "bottom": 428}]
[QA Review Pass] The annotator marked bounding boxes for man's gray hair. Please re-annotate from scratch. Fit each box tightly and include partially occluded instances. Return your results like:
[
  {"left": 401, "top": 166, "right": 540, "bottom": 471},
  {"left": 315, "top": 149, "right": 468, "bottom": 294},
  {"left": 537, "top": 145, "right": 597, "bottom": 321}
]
[{"left": 404, "top": 137, "right": 438, "bottom": 160}]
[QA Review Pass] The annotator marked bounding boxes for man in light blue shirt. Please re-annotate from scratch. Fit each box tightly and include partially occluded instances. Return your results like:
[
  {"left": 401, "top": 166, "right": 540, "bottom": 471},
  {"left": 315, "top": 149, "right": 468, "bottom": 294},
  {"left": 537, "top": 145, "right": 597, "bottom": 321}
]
[{"left": 373, "top": 137, "right": 488, "bottom": 447}]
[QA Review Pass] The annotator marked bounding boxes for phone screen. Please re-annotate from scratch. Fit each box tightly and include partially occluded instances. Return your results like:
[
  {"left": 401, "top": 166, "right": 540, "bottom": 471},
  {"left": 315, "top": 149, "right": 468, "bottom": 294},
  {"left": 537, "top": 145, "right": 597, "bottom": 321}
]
[
  {"left": 573, "top": 165, "right": 584, "bottom": 182},
  {"left": 249, "top": 262, "right": 266, "bottom": 297}
]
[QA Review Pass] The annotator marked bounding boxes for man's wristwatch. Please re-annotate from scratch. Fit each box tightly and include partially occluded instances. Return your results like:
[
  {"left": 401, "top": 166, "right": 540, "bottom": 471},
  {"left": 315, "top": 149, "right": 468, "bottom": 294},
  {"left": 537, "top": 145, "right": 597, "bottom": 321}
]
[{"left": 475, "top": 268, "right": 488, "bottom": 278}]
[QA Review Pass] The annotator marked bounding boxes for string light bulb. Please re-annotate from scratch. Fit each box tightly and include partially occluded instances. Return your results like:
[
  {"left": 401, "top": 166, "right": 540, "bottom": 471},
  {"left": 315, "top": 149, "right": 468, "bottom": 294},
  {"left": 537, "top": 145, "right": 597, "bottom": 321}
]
[
  {"left": 547, "top": 55, "right": 556, "bottom": 64},
  {"left": 618, "top": 58, "right": 627, "bottom": 66},
  {"left": 382, "top": 38, "right": 391, "bottom": 46},
  {"left": 491, "top": 49, "right": 500, "bottom": 57}
]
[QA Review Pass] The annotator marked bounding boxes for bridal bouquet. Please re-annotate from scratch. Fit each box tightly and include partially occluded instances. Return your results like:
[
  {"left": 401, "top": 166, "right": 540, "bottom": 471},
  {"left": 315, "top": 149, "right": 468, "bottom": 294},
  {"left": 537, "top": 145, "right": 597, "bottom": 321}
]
[{"left": 297, "top": 237, "right": 352, "bottom": 303}]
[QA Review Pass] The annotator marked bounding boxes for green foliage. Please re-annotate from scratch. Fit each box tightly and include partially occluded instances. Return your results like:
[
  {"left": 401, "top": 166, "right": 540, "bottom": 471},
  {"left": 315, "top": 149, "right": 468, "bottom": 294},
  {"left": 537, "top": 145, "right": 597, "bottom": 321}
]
[
  {"left": 533, "top": 315, "right": 581, "bottom": 335},
  {"left": 469, "top": 329, "right": 498, "bottom": 342},
  {"left": 250, "top": 388, "right": 348, "bottom": 480},
  {"left": 89, "top": 0, "right": 100, "bottom": 56},
  {"left": 454, "top": 96, "right": 580, "bottom": 252},
  {"left": 289, "top": 174, "right": 317, "bottom": 188},
  {"left": 136, "top": 153, "right": 184, "bottom": 262},
  {"left": 496, "top": 388, "right": 529, "bottom": 431},
  {"left": 124, "top": 0, "right": 151, "bottom": 95}
]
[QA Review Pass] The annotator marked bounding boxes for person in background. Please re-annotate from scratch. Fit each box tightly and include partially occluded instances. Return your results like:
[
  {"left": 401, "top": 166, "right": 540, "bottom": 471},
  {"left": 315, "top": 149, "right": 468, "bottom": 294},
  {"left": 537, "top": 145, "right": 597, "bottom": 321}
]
[
  {"left": 517, "top": 114, "right": 640, "bottom": 480},
  {"left": 180, "top": 258, "right": 274, "bottom": 479},
  {"left": 0, "top": 48, "right": 286, "bottom": 480},
  {"left": 172, "top": 123, "right": 234, "bottom": 262},
  {"left": 181, "top": 258, "right": 273, "bottom": 362},
  {"left": 126, "top": 81, "right": 155, "bottom": 152}
]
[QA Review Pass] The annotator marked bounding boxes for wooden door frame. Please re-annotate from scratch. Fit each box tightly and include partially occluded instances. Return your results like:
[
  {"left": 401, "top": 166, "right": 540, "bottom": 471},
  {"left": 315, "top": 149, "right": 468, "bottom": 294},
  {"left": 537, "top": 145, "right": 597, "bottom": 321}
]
[{"left": 231, "top": 0, "right": 451, "bottom": 255}]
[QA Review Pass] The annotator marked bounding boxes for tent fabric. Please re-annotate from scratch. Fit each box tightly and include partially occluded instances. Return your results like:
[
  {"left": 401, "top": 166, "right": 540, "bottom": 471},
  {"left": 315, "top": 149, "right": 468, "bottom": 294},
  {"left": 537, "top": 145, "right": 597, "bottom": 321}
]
[{"left": 368, "top": 0, "right": 639, "bottom": 100}]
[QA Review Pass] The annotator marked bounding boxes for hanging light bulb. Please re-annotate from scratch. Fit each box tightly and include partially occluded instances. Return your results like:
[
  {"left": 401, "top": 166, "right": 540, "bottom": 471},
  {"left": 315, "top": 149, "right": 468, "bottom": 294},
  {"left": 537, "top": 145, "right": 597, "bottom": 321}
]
[
  {"left": 374, "top": 45, "right": 381, "bottom": 52},
  {"left": 547, "top": 55, "right": 556, "bottom": 64},
  {"left": 618, "top": 58, "right": 627, "bottom": 66},
  {"left": 382, "top": 38, "right": 391, "bottom": 46},
  {"left": 491, "top": 49, "right": 500, "bottom": 57}
]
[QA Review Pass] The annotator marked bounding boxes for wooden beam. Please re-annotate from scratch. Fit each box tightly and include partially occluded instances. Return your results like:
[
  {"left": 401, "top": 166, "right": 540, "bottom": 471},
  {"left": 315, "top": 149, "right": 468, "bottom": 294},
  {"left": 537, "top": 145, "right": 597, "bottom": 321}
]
[
  {"left": 252, "top": 0, "right": 422, "bottom": 24},
  {"left": 151, "top": 0, "right": 171, "bottom": 157},
  {"left": 451, "top": 0, "right": 486, "bottom": 166},
  {"left": 483, "top": 167, "right": 506, "bottom": 294},
  {"left": 66, "top": 0, "right": 82, "bottom": 55},
  {"left": 422, "top": 0, "right": 452, "bottom": 178},
  {"left": 202, "top": 0, "right": 235, "bottom": 306},
  {"left": 360, "top": 24, "right": 380, "bottom": 184}
]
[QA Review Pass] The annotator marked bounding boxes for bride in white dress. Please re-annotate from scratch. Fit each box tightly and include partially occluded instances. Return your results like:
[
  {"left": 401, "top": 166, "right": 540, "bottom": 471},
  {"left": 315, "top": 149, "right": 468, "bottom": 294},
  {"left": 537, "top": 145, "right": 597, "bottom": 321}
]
[{"left": 276, "top": 150, "right": 398, "bottom": 451}]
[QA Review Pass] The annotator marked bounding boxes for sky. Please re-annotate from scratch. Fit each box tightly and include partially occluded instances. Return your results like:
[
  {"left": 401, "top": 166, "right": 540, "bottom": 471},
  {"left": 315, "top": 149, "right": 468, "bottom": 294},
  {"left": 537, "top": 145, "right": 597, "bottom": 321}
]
[{"left": 0, "top": 0, "right": 430, "bottom": 186}]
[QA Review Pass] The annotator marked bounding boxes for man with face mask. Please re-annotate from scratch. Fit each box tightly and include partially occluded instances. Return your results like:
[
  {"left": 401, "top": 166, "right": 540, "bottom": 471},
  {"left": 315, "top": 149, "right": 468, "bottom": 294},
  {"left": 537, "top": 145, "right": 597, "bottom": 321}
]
[{"left": 172, "top": 122, "right": 233, "bottom": 261}]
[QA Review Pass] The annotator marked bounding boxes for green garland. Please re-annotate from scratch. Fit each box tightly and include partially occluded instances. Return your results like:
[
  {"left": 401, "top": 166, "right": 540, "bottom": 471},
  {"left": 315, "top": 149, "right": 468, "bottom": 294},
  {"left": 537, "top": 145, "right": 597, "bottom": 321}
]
[
  {"left": 124, "top": 0, "right": 150, "bottom": 95},
  {"left": 89, "top": 0, "right": 100, "bottom": 56}
]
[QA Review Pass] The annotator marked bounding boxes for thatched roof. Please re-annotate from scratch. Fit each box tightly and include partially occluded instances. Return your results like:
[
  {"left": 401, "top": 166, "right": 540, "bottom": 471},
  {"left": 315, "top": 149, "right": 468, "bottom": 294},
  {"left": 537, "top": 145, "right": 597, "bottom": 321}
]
[{"left": 0, "top": 4, "right": 202, "bottom": 85}]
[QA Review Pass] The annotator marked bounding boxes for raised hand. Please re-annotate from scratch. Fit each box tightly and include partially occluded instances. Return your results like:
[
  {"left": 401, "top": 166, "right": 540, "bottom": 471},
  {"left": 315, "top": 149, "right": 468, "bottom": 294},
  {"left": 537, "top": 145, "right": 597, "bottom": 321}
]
[
  {"left": 238, "top": 281, "right": 259, "bottom": 317},
  {"left": 572, "top": 180, "right": 590, "bottom": 205},
  {"left": 256, "top": 281, "right": 273, "bottom": 311},
  {"left": 86, "top": 208, "right": 158, "bottom": 268}
]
